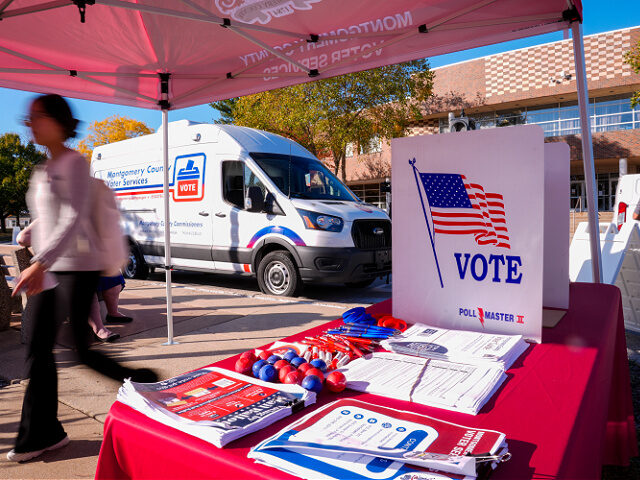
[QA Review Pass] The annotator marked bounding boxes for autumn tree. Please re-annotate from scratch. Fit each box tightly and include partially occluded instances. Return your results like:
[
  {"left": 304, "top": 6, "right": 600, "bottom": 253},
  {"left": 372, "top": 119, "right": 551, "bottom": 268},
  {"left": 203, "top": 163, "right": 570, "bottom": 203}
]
[
  {"left": 624, "top": 41, "right": 640, "bottom": 108},
  {"left": 211, "top": 61, "right": 434, "bottom": 179},
  {"left": 77, "top": 115, "right": 153, "bottom": 159},
  {"left": 0, "top": 133, "right": 46, "bottom": 232}
]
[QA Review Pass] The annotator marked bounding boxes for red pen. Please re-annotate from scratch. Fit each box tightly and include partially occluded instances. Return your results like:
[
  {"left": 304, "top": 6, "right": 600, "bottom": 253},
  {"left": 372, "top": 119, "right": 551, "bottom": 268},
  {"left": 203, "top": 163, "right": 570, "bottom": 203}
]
[
  {"left": 341, "top": 336, "right": 378, "bottom": 347},
  {"left": 325, "top": 334, "right": 353, "bottom": 352},
  {"left": 341, "top": 338, "right": 364, "bottom": 357},
  {"left": 319, "top": 335, "right": 350, "bottom": 353}
]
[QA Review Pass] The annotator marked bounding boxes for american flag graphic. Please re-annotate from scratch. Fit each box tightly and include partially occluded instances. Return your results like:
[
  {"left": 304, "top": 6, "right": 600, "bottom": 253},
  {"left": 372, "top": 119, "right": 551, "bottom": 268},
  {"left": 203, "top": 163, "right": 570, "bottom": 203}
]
[{"left": 419, "top": 173, "right": 510, "bottom": 248}]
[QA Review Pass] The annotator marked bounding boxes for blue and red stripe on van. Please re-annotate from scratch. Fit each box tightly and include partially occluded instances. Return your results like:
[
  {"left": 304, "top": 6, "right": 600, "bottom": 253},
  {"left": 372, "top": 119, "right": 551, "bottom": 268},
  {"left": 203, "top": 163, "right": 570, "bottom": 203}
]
[{"left": 246, "top": 226, "right": 306, "bottom": 248}]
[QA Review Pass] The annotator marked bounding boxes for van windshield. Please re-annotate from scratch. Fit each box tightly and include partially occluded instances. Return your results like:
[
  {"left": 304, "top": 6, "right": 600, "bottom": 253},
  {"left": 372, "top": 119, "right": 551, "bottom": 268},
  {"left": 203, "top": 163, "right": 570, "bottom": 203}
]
[{"left": 250, "top": 152, "right": 358, "bottom": 201}]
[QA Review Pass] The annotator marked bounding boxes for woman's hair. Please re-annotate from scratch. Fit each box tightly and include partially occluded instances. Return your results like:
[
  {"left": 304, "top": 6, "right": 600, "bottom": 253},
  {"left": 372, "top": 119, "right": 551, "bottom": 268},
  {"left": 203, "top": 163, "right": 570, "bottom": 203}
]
[{"left": 32, "top": 94, "right": 80, "bottom": 140}]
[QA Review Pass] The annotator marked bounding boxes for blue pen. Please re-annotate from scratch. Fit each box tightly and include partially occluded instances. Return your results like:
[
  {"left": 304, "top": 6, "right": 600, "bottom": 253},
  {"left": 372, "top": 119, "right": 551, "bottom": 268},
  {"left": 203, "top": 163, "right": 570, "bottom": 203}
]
[
  {"left": 335, "top": 325, "right": 396, "bottom": 333},
  {"left": 326, "top": 329, "right": 391, "bottom": 339}
]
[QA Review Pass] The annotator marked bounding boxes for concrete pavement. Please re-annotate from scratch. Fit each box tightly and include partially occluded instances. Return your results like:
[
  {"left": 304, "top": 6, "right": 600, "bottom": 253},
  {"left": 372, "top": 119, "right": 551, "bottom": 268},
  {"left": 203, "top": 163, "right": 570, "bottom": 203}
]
[{"left": 0, "top": 277, "right": 392, "bottom": 479}]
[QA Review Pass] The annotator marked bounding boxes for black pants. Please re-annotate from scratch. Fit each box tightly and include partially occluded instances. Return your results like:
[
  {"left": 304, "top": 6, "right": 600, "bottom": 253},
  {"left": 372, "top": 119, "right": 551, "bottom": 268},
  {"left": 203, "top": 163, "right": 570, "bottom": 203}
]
[{"left": 15, "top": 271, "right": 134, "bottom": 453}]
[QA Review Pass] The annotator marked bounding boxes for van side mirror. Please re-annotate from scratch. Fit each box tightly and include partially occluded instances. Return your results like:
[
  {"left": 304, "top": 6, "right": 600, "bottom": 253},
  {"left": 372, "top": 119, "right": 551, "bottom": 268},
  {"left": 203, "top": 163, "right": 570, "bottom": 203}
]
[
  {"left": 265, "top": 192, "right": 284, "bottom": 215},
  {"left": 245, "top": 186, "right": 265, "bottom": 212}
]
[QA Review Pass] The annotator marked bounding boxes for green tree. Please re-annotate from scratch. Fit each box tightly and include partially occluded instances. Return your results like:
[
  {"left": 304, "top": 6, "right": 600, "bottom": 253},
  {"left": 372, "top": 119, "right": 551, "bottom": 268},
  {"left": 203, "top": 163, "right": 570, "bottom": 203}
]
[
  {"left": 78, "top": 115, "right": 153, "bottom": 159},
  {"left": 212, "top": 98, "right": 238, "bottom": 124},
  {"left": 0, "top": 133, "right": 46, "bottom": 233},
  {"left": 624, "top": 41, "right": 640, "bottom": 108},
  {"left": 211, "top": 61, "right": 434, "bottom": 179}
]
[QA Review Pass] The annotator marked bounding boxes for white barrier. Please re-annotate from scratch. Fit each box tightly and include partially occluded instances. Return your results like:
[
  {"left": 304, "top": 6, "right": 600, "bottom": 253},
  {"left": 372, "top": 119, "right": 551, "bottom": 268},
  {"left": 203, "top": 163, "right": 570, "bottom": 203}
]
[
  {"left": 11, "top": 226, "right": 21, "bottom": 245},
  {"left": 570, "top": 221, "right": 640, "bottom": 332}
]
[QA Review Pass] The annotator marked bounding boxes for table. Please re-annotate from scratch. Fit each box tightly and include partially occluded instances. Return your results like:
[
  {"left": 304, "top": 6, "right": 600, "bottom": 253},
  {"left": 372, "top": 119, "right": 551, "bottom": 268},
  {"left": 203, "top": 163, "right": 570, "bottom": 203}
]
[{"left": 95, "top": 283, "right": 636, "bottom": 479}]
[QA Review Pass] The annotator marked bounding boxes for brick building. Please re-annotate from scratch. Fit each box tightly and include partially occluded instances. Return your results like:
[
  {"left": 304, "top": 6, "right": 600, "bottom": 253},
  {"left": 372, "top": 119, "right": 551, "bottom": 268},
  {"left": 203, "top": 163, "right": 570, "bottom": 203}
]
[{"left": 343, "top": 26, "right": 640, "bottom": 213}]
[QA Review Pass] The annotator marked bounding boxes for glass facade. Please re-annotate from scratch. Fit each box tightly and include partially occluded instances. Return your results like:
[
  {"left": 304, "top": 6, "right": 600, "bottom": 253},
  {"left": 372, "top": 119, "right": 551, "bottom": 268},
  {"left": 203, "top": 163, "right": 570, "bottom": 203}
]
[
  {"left": 570, "top": 173, "right": 619, "bottom": 212},
  {"left": 346, "top": 137, "right": 383, "bottom": 157},
  {"left": 439, "top": 94, "right": 639, "bottom": 137},
  {"left": 435, "top": 94, "right": 639, "bottom": 212},
  {"left": 349, "top": 182, "right": 388, "bottom": 210}
]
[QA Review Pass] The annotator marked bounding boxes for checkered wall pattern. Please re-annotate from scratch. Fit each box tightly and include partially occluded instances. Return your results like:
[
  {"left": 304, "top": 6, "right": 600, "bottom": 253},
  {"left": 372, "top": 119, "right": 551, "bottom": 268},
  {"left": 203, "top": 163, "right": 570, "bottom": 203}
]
[
  {"left": 485, "top": 29, "right": 633, "bottom": 98},
  {"left": 407, "top": 119, "right": 439, "bottom": 137}
]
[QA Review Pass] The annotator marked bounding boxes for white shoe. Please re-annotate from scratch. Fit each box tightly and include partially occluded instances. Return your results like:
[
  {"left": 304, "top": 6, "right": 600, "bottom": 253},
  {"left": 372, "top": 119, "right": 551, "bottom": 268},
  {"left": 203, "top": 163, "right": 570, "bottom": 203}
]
[{"left": 6, "top": 435, "right": 70, "bottom": 462}]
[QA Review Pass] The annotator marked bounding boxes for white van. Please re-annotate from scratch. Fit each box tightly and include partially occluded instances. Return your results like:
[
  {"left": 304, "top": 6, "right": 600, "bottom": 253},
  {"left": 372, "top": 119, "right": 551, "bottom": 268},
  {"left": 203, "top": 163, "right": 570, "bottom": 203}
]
[{"left": 90, "top": 120, "right": 391, "bottom": 296}]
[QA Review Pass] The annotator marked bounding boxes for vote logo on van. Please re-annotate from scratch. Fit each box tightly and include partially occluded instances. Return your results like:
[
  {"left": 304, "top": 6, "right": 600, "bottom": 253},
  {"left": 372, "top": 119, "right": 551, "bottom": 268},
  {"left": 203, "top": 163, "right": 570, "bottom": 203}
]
[{"left": 172, "top": 154, "right": 206, "bottom": 202}]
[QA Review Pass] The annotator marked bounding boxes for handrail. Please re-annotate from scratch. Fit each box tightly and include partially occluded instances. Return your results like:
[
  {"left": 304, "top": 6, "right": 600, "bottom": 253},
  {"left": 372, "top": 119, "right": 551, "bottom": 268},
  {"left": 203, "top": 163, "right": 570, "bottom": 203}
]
[{"left": 572, "top": 197, "right": 582, "bottom": 235}]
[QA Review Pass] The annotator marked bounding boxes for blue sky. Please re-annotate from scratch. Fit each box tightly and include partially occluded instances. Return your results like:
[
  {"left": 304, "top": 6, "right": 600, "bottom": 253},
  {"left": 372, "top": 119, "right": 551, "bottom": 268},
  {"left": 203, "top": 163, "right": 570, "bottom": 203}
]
[{"left": 1, "top": 0, "right": 639, "bottom": 144}]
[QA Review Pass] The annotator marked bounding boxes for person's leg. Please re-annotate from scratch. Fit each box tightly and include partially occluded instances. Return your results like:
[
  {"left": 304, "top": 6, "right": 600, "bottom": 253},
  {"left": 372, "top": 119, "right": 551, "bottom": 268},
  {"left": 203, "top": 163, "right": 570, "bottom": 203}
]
[
  {"left": 102, "top": 284, "right": 124, "bottom": 316},
  {"left": 102, "top": 279, "right": 132, "bottom": 323},
  {"left": 88, "top": 294, "right": 119, "bottom": 342},
  {"left": 13, "top": 287, "right": 66, "bottom": 453},
  {"left": 103, "top": 284, "right": 132, "bottom": 319},
  {"left": 88, "top": 293, "right": 101, "bottom": 334},
  {"left": 60, "top": 271, "right": 154, "bottom": 382}
]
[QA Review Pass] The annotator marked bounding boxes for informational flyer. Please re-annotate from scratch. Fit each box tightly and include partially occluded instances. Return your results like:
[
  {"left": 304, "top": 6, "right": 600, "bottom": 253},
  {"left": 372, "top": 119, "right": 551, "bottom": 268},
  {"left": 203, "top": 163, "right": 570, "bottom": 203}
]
[
  {"left": 117, "top": 367, "right": 315, "bottom": 447},
  {"left": 250, "top": 398, "right": 508, "bottom": 479},
  {"left": 132, "top": 368, "right": 297, "bottom": 427}
]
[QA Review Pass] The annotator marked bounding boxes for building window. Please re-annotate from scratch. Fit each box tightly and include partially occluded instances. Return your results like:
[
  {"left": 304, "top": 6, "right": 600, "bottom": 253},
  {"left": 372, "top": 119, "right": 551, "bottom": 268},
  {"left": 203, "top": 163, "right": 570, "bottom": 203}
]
[
  {"left": 436, "top": 94, "right": 638, "bottom": 138},
  {"left": 348, "top": 182, "right": 386, "bottom": 209},
  {"left": 345, "top": 143, "right": 355, "bottom": 158},
  {"left": 593, "top": 96, "right": 634, "bottom": 132},
  {"left": 570, "top": 172, "right": 619, "bottom": 212},
  {"left": 360, "top": 136, "right": 382, "bottom": 154}
]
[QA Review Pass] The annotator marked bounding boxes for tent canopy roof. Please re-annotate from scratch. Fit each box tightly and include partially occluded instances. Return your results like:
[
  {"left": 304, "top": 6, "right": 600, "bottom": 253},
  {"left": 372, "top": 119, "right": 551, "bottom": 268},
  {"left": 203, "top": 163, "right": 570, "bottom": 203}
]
[{"left": 0, "top": 0, "right": 582, "bottom": 110}]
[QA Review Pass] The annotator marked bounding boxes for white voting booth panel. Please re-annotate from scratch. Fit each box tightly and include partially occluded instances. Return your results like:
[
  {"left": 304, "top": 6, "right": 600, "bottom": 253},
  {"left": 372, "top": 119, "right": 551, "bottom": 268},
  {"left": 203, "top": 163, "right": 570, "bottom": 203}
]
[
  {"left": 11, "top": 227, "right": 21, "bottom": 245},
  {"left": 543, "top": 143, "right": 570, "bottom": 310},
  {"left": 570, "top": 221, "right": 640, "bottom": 332},
  {"left": 392, "top": 125, "right": 549, "bottom": 343}
]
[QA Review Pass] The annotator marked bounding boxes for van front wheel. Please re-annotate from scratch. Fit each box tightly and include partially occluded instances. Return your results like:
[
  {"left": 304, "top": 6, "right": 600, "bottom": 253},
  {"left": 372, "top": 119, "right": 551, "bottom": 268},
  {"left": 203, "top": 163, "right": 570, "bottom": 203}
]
[
  {"left": 123, "top": 244, "right": 149, "bottom": 279},
  {"left": 257, "top": 251, "right": 301, "bottom": 297}
]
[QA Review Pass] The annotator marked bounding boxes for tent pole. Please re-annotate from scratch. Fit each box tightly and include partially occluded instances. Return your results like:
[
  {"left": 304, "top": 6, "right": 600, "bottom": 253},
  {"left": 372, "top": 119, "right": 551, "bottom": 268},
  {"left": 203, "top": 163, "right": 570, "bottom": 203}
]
[
  {"left": 571, "top": 21, "right": 602, "bottom": 283},
  {"left": 159, "top": 74, "right": 178, "bottom": 345}
]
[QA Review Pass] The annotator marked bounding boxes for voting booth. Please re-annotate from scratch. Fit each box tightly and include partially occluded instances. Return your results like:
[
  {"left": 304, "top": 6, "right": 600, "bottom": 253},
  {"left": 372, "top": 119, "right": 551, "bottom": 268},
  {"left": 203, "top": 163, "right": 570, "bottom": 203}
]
[
  {"left": 392, "top": 126, "right": 570, "bottom": 343},
  {"left": 571, "top": 221, "right": 640, "bottom": 332}
]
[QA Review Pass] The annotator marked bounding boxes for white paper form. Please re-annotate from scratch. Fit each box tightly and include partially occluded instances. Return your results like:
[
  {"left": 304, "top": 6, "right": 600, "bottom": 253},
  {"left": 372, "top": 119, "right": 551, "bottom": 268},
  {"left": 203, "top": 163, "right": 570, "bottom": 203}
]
[
  {"left": 339, "top": 353, "right": 506, "bottom": 415},
  {"left": 408, "top": 326, "right": 518, "bottom": 358},
  {"left": 341, "top": 353, "right": 427, "bottom": 402},
  {"left": 383, "top": 325, "right": 529, "bottom": 370}
]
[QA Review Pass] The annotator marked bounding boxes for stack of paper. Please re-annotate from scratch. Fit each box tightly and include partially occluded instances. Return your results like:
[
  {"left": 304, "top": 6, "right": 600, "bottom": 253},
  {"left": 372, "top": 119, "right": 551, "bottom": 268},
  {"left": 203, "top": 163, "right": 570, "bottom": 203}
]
[
  {"left": 339, "top": 352, "right": 506, "bottom": 415},
  {"left": 117, "top": 367, "right": 315, "bottom": 448},
  {"left": 382, "top": 324, "right": 529, "bottom": 370},
  {"left": 250, "top": 398, "right": 511, "bottom": 480}
]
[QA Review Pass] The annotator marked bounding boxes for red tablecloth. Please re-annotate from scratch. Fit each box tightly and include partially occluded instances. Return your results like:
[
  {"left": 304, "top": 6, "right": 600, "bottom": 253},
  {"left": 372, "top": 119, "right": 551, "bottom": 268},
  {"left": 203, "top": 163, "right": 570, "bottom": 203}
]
[{"left": 95, "top": 283, "right": 636, "bottom": 480}]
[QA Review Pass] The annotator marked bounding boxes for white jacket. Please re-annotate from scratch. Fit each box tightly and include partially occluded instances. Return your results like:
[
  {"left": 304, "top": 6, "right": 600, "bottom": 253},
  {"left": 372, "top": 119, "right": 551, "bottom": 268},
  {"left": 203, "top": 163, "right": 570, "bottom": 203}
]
[{"left": 27, "top": 151, "right": 102, "bottom": 272}]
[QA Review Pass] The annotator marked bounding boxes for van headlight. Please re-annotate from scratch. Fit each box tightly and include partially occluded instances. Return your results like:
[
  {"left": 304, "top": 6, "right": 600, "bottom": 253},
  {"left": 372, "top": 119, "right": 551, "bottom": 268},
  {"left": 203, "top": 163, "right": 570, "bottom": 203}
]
[{"left": 297, "top": 209, "right": 344, "bottom": 232}]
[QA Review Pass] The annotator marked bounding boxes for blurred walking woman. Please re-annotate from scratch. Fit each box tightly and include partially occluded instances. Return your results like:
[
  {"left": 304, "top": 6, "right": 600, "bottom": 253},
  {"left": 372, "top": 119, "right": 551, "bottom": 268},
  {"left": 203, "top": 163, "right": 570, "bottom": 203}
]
[{"left": 8, "top": 94, "right": 156, "bottom": 463}]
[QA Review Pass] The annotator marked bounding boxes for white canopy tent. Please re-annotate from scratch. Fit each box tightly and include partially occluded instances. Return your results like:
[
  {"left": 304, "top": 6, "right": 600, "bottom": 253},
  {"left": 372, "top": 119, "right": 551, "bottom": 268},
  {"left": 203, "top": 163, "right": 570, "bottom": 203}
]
[{"left": 0, "top": 0, "right": 599, "bottom": 344}]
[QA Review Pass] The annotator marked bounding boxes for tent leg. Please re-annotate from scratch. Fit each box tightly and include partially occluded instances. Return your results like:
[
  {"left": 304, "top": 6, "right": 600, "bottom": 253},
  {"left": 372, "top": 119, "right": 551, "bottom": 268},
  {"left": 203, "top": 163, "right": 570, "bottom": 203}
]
[
  {"left": 161, "top": 107, "right": 178, "bottom": 345},
  {"left": 572, "top": 22, "right": 603, "bottom": 283}
]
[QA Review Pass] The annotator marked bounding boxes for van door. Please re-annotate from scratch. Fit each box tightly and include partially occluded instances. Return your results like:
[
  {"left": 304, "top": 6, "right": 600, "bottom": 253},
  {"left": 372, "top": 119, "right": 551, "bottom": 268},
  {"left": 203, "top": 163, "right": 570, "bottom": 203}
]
[
  {"left": 168, "top": 151, "right": 216, "bottom": 269},
  {"left": 213, "top": 159, "right": 272, "bottom": 273}
]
